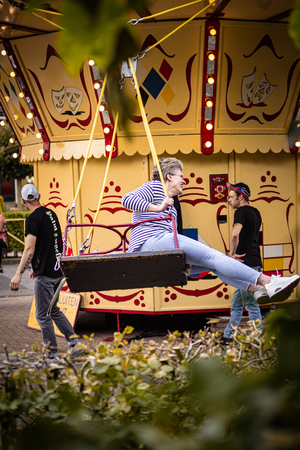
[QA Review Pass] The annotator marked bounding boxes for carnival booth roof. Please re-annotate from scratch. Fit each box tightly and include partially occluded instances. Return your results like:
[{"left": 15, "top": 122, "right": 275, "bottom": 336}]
[
  {"left": 0, "top": 0, "right": 299, "bottom": 161},
  {"left": 0, "top": 0, "right": 294, "bottom": 39}
]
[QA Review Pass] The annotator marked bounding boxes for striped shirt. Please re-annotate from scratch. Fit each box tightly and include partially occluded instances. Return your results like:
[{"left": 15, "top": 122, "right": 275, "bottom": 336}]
[{"left": 122, "top": 180, "right": 177, "bottom": 252}]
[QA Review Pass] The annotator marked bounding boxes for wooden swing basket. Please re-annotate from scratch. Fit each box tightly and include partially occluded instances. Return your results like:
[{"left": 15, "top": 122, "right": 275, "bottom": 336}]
[{"left": 60, "top": 216, "right": 187, "bottom": 293}]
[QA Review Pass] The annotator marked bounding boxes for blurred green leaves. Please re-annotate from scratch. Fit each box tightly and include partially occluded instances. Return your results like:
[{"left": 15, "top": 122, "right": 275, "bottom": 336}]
[
  {"left": 3, "top": 304, "right": 300, "bottom": 450},
  {"left": 289, "top": 0, "right": 300, "bottom": 49}
]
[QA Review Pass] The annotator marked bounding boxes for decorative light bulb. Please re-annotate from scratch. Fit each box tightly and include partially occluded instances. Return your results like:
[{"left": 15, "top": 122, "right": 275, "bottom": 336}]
[
  {"left": 206, "top": 99, "right": 213, "bottom": 108},
  {"left": 0, "top": 121, "right": 5, "bottom": 126},
  {"left": 207, "top": 76, "right": 214, "bottom": 84},
  {"left": 208, "top": 52, "right": 215, "bottom": 61},
  {"left": 18, "top": 92, "right": 24, "bottom": 98},
  {"left": 10, "top": 71, "right": 15, "bottom": 77},
  {"left": 89, "top": 60, "right": 95, "bottom": 66},
  {"left": 12, "top": 152, "right": 18, "bottom": 158},
  {"left": 205, "top": 141, "right": 212, "bottom": 148},
  {"left": 1, "top": 49, "right": 6, "bottom": 56},
  {"left": 295, "top": 141, "right": 300, "bottom": 147},
  {"left": 105, "top": 145, "right": 112, "bottom": 152},
  {"left": 209, "top": 28, "right": 217, "bottom": 36},
  {"left": 100, "top": 102, "right": 107, "bottom": 111},
  {"left": 9, "top": 138, "right": 14, "bottom": 143},
  {"left": 39, "top": 148, "right": 44, "bottom": 154},
  {"left": 206, "top": 122, "right": 213, "bottom": 130},
  {"left": 103, "top": 127, "right": 110, "bottom": 134},
  {"left": 27, "top": 112, "right": 33, "bottom": 119},
  {"left": 36, "top": 132, "right": 41, "bottom": 139},
  {"left": 94, "top": 82, "right": 100, "bottom": 89}
]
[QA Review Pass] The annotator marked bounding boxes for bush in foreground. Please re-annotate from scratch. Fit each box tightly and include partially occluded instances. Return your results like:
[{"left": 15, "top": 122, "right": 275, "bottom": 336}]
[{"left": 1, "top": 303, "right": 300, "bottom": 449}]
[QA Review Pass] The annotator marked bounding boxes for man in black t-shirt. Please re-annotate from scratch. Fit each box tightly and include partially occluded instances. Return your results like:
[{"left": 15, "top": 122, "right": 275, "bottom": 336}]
[
  {"left": 10, "top": 184, "right": 84, "bottom": 363},
  {"left": 223, "top": 182, "right": 263, "bottom": 341}
]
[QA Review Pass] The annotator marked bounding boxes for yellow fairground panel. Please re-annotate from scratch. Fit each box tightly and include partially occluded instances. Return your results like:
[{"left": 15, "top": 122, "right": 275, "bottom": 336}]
[
  {"left": 8, "top": 33, "right": 105, "bottom": 161},
  {"left": 215, "top": 21, "right": 300, "bottom": 153},
  {"left": 235, "top": 151, "right": 299, "bottom": 302},
  {"left": 0, "top": 42, "right": 43, "bottom": 150},
  {"left": 154, "top": 151, "right": 235, "bottom": 312}
]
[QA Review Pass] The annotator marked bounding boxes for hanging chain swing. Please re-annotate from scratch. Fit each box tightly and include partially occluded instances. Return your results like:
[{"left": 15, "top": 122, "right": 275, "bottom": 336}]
[{"left": 58, "top": 60, "right": 187, "bottom": 294}]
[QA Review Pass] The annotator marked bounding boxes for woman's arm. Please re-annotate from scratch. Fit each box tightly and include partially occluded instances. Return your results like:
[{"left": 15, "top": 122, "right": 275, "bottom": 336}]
[{"left": 122, "top": 183, "right": 154, "bottom": 212}]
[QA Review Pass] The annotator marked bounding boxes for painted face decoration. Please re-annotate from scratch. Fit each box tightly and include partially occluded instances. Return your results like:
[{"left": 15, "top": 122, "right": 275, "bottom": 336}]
[
  {"left": 241, "top": 68, "right": 277, "bottom": 107},
  {"left": 66, "top": 86, "right": 83, "bottom": 115},
  {"left": 52, "top": 87, "right": 65, "bottom": 114}
]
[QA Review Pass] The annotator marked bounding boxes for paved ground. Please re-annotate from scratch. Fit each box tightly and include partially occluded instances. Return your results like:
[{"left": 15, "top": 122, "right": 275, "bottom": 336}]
[
  {"left": 0, "top": 261, "right": 143, "bottom": 357},
  {"left": 0, "top": 260, "right": 210, "bottom": 361}
]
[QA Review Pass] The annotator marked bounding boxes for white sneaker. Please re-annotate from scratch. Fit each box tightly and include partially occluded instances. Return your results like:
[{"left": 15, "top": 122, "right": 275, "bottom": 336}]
[
  {"left": 254, "top": 287, "right": 269, "bottom": 305},
  {"left": 265, "top": 274, "right": 300, "bottom": 303}
]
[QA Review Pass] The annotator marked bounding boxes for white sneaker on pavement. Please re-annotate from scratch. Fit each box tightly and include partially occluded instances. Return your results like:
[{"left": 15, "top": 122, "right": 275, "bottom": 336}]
[{"left": 264, "top": 274, "right": 300, "bottom": 303}]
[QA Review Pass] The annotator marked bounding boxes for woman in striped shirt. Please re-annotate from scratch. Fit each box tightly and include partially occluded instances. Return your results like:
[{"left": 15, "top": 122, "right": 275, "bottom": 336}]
[{"left": 122, "top": 157, "right": 299, "bottom": 304}]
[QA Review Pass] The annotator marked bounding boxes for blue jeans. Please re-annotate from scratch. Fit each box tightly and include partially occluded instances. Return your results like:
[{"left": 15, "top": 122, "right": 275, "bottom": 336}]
[
  {"left": 224, "top": 267, "right": 263, "bottom": 338},
  {"left": 138, "top": 232, "right": 261, "bottom": 291},
  {"left": 34, "top": 275, "right": 78, "bottom": 356}
]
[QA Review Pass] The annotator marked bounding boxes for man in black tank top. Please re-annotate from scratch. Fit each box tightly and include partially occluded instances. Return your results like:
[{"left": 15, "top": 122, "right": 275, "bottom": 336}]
[{"left": 223, "top": 182, "right": 263, "bottom": 341}]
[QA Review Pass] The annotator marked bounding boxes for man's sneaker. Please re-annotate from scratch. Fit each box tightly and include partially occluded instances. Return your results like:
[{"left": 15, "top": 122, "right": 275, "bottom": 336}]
[
  {"left": 45, "top": 355, "right": 65, "bottom": 366},
  {"left": 254, "top": 287, "right": 269, "bottom": 305},
  {"left": 32, "top": 355, "right": 64, "bottom": 369},
  {"left": 68, "top": 341, "right": 85, "bottom": 359},
  {"left": 220, "top": 336, "right": 233, "bottom": 345},
  {"left": 265, "top": 274, "right": 300, "bottom": 303}
]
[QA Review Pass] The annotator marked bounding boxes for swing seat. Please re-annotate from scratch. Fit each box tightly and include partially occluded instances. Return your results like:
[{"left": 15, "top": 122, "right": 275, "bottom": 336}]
[{"left": 60, "top": 249, "right": 187, "bottom": 293}]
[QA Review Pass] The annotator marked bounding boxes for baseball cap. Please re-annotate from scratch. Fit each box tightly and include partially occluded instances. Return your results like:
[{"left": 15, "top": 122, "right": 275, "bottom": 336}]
[
  {"left": 21, "top": 184, "right": 39, "bottom": 202},
  {"left": 226, "top": 182, "right": 250, "bottom": 198}
]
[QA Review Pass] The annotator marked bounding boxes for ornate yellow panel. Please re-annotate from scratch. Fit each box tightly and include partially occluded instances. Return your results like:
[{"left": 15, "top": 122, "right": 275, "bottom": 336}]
[{"left": 154, "top": 151, "right": 235, "bottom": 312}]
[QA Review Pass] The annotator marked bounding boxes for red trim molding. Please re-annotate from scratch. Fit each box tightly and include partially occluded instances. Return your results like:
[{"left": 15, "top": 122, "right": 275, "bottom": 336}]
[
  {"left": 3, "top": 41, "right": 51, "bottom": 161},
  {"left": 201, "top": 20, "right": 219, "bottom": 155}
]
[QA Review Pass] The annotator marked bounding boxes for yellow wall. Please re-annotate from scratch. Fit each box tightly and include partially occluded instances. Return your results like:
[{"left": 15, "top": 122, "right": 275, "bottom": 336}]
[
  {"left": 33, "top": 150, "right": 300, "bottom": 313},
  {"left": 1, "top": 17, "right": 300, "bottom": 313}
]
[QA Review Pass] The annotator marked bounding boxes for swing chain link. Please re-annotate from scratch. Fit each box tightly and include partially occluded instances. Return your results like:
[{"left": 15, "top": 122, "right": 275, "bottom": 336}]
[
  {"left": 80, "top": 236, "right": 90, "bottom": 254},
  {"left": 127, "top": 18, "right": 143, "bottom": 26},
  {"left": 62, "top": 234, "right": 68, "bottom": 248},
  {"left": 119, "top": 75, "right": 126, "bottom": 90},
  {"left": 67, "top": 206, "right": 76, "bottom": 223},
  {"left": 135, "top": 50, "right": 148, "bottom": 60}
]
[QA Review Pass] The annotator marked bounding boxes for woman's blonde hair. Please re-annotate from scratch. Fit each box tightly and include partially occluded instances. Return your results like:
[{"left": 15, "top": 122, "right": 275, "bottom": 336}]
[{"left": 151, "top": 157, "right": 183, "bottom": 182}]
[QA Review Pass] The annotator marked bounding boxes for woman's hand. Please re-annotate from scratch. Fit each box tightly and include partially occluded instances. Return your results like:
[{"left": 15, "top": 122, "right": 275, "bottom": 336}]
[{"left": 147, "top": 197, "right": 174, "bottom": 213}]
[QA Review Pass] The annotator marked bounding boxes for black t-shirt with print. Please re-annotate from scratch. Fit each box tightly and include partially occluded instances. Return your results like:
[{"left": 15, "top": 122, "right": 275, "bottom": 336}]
[
  {"left": 25, "top": 206, "right": 63, "bottom": 278},
  {"left": 234, "top": 205, "right": 262, "bottom": 268}
]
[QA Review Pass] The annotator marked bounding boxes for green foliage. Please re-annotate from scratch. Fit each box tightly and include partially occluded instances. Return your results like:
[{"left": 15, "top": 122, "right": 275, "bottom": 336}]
[
  {"left": 0, "top": 126, "right": 33, "bottom": 181},
  {"left": 27, "top": 0, "right": 148, "bottom": 130},
  {"left": 1, "top": 313, "right": 294, "bottom": 450},
  {"left": 4, "top": 211, "right": 30, "bottom": 252},
  {"left": 289, "top": 0, "right": 300, "bottom": 49}
]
